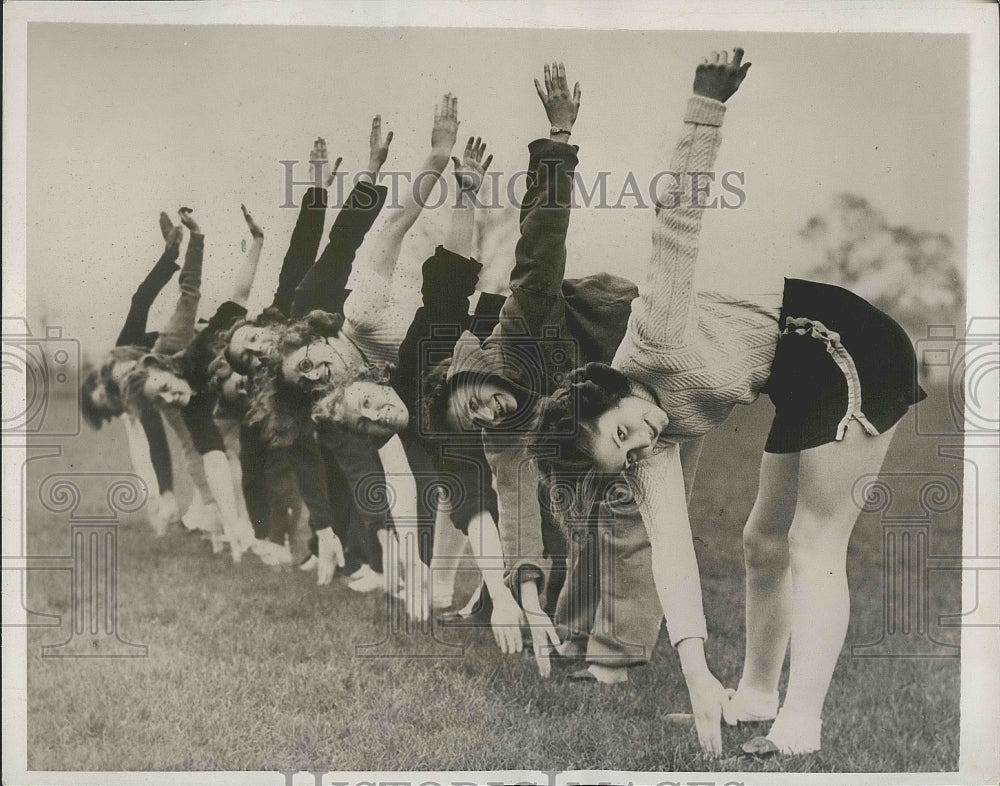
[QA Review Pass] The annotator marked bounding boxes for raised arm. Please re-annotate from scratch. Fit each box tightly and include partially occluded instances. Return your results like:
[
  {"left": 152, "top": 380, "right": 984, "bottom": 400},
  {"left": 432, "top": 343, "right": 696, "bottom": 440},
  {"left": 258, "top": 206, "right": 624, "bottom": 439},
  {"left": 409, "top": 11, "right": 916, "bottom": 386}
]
[
  {"left": 152, "top": 209, "right": 202, "bottom": 355},
  {"left": 227, "top": 205, "right": 265, "bottom": 309},
  {"left": 446, "top": 136, "right": 493, "bottom": 258},
  {"left": 632, "top": 48, "right": 750, "bottom": 349},
  {"left": 495, "top": 63, "right": 581, "bottom": 339},
  {"left": 116, "top": 217, "right": 182, "bottom": 347},
  {"left": 269, "top": 139, "right": 342, "bottom": 316},
  {"left": 364, "top": 94, "right": 459, "bottom": 282},
  {"left": 290, "top": 117, "right": 392, "bottom": 319}
]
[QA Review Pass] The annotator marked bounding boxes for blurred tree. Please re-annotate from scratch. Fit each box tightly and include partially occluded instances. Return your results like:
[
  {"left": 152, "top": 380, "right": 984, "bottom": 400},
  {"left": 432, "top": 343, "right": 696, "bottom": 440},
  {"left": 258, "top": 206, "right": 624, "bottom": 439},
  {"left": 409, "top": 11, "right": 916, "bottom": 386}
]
[{"left": 798, "top": 193, "right": 964, "bottom": 341}]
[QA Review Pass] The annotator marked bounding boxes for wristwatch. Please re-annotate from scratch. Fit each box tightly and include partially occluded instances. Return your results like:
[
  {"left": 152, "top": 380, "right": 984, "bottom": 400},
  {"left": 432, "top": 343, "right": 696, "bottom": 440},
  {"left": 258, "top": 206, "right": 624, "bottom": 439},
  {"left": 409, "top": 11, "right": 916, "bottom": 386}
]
[{"left": 550, "top": 126, "right": 572, "bottom": 136}]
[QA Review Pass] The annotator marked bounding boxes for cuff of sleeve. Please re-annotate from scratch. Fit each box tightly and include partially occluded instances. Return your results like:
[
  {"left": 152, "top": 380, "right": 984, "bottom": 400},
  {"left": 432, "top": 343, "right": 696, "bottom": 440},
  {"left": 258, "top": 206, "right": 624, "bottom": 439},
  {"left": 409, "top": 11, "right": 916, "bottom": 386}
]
[
  {"left": 188, "top": 233, "right": 205, "bottom": 249},
  {"left": 685, "top": 95, "right": 726, "bottom": 126},
  {"left": 506, "top": 562, "right": 548, "bottom": 605}
]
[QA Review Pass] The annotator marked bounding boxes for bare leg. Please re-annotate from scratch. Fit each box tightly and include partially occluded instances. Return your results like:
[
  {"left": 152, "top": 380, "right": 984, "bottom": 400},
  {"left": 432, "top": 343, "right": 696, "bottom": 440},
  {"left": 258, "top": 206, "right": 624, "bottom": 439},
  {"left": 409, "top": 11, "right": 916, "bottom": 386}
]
[
  {"left": 727, "top": 451, "right": 798, "bottom": 721},
  {"left": 761, "top": 423, "right": 898, "bottom": 754}
]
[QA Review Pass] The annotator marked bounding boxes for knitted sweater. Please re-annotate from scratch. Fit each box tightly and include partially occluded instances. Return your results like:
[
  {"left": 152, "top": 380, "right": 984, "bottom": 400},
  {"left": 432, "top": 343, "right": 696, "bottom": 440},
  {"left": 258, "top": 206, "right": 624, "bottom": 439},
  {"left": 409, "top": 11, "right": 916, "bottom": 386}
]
[
  {"left": 612, "top": 95, "right": 782, "bottom": 441},
  {"left": 612, "top": 95, "right": 782, "bottom": 646}
]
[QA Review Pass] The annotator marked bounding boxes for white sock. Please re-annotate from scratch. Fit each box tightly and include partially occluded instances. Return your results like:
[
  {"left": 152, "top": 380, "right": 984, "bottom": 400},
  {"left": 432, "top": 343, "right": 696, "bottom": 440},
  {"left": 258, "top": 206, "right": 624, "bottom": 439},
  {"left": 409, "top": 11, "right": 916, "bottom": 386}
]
[{"left": 767, "top": 708, "right": 822, "bottom": 754}]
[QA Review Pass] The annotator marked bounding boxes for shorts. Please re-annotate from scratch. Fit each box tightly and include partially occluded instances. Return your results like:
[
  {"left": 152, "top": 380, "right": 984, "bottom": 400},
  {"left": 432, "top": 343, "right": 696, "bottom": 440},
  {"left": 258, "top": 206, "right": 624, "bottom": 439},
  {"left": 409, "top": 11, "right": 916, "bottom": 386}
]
[{"left": 764, "top": 278, "right": 927, "bottom": 454}]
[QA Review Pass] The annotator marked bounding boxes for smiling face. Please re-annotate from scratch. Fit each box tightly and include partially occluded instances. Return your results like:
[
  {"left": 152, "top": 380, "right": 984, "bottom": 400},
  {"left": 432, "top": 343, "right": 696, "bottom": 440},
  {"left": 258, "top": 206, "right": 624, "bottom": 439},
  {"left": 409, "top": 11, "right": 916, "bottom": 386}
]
[
  {"left": 280, "top": 338, "right": 352, "bottom": 389},
  {"left": 228, "top": 324, "right": 278, "bottom": 373},
  {"left": 586, "top": 395, "right": 669, "bottom": 473},
  {"left": 339, "top": 381, "right": 409, "bottom": 438},
  {"left": 142, "top": 368, "right": 193, "bottom": 407},
  {"left": 445, "top": 377, "right": 520, "bottom": 431}
]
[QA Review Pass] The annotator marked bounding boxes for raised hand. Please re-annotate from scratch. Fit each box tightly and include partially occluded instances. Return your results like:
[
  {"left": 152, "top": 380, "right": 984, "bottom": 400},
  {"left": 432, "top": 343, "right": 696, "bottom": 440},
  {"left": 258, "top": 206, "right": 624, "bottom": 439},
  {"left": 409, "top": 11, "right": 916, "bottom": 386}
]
[
  {"left": 241, "top": 204, "right": 264, "bottom": 239},
  {"left": 160, "top": 212, "right": 182, "bottom": 248},
  {"left": 693, "top": 47, "right": 751, "bottom": 103},
  {"left": 431, "top": 93, "right": 460, "bottom": 161},
  {"left": 534, "top": 61, "right": 581, "bottom": 134},
  {"left": 308, "top": 137, "right": 343, "bottom": 188},
  {"left": 367, "top": 114, "right": 394, "bottom": 177},
  {"left": 178, "top": 206, "right": 200, "bottom": 234},
  {"left": 451, "top": 136, "right": 493, "bottom": 194}
]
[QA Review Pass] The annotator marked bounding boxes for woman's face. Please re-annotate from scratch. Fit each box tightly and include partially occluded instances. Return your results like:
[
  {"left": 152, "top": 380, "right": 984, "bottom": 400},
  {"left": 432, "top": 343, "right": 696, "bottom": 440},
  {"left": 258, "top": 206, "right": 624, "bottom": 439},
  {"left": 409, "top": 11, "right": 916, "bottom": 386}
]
[
  {"left": 281, "top": 338, "right": 351, "bottom": 388},
  {"left": 228, "top": 325, "right": 278, "bottom": 373},
  {"left": 339, "top": 382, "right": 409, "bottom": 438},
  {"left": 219, "top": 372, "right": 248, "bottom": 408},
  {"left": 587, "top": 395, "right": 669, "bottom": 473},
  {"left": 143, "top": 368, "right": 193, "bottom": 407},
  {"left": 446, "top": 378, "right": 520, "bottom": 431}
]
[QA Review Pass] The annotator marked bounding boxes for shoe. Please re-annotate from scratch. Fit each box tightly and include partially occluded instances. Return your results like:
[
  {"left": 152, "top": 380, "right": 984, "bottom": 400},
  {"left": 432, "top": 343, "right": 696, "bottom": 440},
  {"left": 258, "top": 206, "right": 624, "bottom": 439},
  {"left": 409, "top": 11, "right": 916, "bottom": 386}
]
[
  {"left": 348, "top": 569, "right": 385, "bottom": 593},
  {"left": 567, "top": 664, "right": 628, "bottom": 684},
  {"left": 298, "top": 554, "right": 318, "bottom": 572},
  {"left": 741, "top": 736, "right": 780, "bottom": 757},
  {"left": 258, "top": 541, "right": 293, "bottom": 567},
  {"left": 345, "top": 564, "right": 374, "bottom": 582}
]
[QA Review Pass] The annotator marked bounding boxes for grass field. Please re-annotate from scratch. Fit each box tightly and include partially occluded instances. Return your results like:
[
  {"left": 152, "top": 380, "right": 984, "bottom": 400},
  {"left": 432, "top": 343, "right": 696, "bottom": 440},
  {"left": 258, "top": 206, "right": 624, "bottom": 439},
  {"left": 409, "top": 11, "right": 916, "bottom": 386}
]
[{"left": 22, "top": 386, "right": 963, "bottom": 773}]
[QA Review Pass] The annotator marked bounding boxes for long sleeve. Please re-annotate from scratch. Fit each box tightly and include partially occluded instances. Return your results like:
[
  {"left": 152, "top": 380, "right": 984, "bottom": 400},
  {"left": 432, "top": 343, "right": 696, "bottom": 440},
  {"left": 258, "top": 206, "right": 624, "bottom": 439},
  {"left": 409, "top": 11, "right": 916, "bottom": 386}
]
[
  {"left": 116, "top": 247, "right": 180, "bottom": 347},
  {"left": 483, "top": 442, "right": 550, "bottom": 601},
  {"left": 291, "top": 181, "right": 388, "bottom": 319},
  {"left": 139, "top": 405, "right": 173, "bottom": 493},
  {"left": 153, "top": 233, "right": 204, "bottom": 354},
  {"left": 160, "top": 407, "right": 216, "bottom": 506},
  {"left": 630, "top": 444, "right": 708, "bottom": 646},
  {"left": 627, "top": 95, "right": 725, "bottom": 349},
  {"left": 270, "top": 186, "right": 328, "bottom": 317},
  {"left": 494, "top": 139, "right": 578, "bottom": 341},
  {"left": 287, "top": 432, "right": 343, "bottom": 538},
  {"left": 122, "top": 413, "right": 162, "bottom": 497},
  {"left": 392, "top": 247, "right": 481, "bottom": 425}
]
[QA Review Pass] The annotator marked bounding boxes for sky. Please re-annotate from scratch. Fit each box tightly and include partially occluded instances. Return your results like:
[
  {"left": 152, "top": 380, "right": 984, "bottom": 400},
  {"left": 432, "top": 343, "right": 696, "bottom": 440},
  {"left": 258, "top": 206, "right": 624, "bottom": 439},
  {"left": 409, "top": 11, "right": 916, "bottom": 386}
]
[{"left": 21, "top": 23, "right": 970, "bottom": 360}]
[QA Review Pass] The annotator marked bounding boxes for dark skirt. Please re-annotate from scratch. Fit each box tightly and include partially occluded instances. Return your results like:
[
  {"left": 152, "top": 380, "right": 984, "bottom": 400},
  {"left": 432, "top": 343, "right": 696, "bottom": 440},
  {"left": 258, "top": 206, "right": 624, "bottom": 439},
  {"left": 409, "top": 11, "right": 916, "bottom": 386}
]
[{"left": 764, "top": 278, "right": 927, "bottom": 454}]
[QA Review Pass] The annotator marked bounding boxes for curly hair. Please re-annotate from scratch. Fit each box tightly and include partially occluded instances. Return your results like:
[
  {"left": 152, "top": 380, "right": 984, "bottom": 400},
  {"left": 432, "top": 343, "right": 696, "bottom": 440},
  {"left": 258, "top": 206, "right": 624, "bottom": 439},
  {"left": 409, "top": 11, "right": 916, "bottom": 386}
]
[
  {"left": 529, "top": 362, "right": 633, "bottom": 518},
  {"left": 121, "top": 352, "right": 187, "bottom": 413},
  {"left": 419, "top": 357, "right": 456, "bottom": 438},
  {"left": 310, "top": 360, "right": 396, "bottom": 427},
  {"left": 221, "top": 306, "right": 289, "bottom": 374}
]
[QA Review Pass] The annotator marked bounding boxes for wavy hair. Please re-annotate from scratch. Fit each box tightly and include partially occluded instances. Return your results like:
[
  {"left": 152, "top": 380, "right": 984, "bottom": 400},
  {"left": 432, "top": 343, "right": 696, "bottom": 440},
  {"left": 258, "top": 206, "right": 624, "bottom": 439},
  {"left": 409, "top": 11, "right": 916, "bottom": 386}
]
[
  {"left": 310, "top": 360, "right": 396, "bottom": 427},
  {"left": 121, "top": 352, "right": 187, "bottom": 414},
  {"left": 529, "top": 362, "right": 633, "bottom": 518},
  {"left": 221, "top": 306, "right": 289, "bottom": 374}
]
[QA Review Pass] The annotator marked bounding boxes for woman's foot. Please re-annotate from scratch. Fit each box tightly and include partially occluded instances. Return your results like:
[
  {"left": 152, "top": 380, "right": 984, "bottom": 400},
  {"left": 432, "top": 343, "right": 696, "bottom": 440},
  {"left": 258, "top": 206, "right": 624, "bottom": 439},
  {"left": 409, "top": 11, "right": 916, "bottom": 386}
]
[
  {"left": 723, "top": 681, "right": 779, "bottom": 724},
  {"left": 348, "top": 567, "right": 385, "bottom": 593},
  {"left": 743, "top": 710, "right": 822, "bottom": 756},
  {"left": 568, "top": 663, "right": 629, "bottom": 684}
]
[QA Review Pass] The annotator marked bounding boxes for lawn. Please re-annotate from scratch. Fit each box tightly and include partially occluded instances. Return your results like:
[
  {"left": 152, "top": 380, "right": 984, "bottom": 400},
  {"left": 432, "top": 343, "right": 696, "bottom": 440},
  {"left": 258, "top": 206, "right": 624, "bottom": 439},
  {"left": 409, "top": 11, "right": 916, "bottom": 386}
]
[{"left": 23, "top": 386, "right": 962, "bottom": 773}]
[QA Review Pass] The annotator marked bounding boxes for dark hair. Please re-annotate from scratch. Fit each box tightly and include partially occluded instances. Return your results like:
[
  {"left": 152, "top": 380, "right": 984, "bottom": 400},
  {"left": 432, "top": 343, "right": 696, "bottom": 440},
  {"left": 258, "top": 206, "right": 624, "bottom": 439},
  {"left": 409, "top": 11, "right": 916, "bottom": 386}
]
[
  {"left": 80, "top": 369, "right": 112, "bottom": 430},
  {"left": 529, "top": 362, "right": 632, "bottom": 516},
  {"left": 420, "top": 357, "right": 455, "bottom": 437}
]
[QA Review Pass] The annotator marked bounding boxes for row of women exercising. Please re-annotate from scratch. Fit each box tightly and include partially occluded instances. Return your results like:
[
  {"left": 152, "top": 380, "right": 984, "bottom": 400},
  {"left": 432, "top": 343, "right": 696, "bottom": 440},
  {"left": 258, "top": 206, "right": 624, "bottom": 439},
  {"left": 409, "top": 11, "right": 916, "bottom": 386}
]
[{"left": 80, "top": 49, "right": 926, "bottom": 758}]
